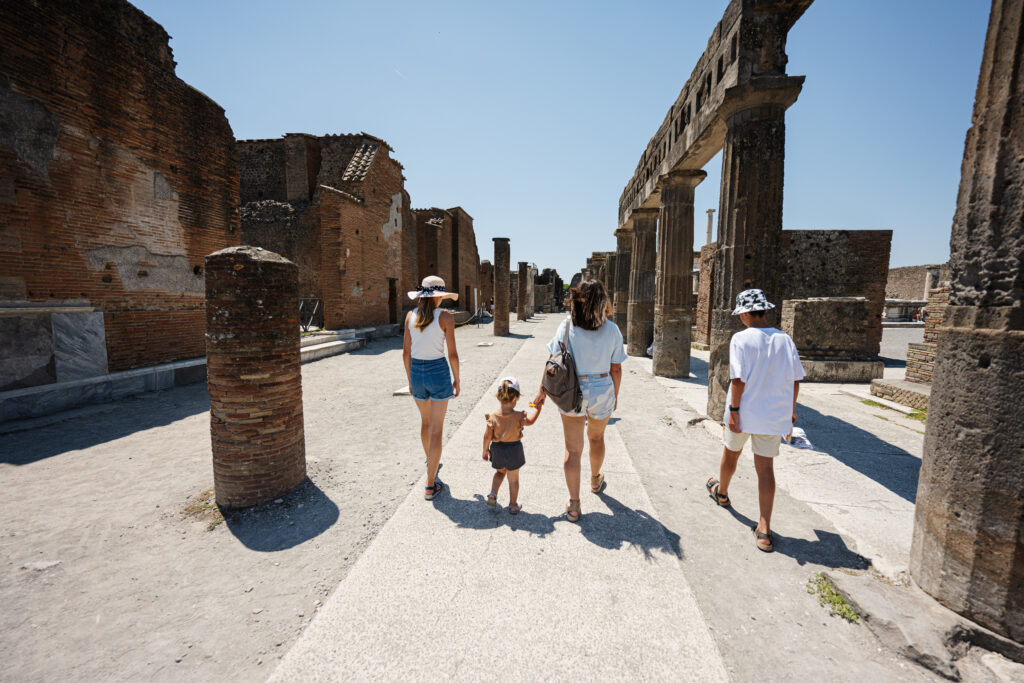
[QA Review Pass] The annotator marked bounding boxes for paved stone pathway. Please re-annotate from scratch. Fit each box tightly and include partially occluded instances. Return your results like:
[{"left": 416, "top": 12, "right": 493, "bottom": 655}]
[{"left": 271, "top": 314, "right": 728, "bottom": 681}]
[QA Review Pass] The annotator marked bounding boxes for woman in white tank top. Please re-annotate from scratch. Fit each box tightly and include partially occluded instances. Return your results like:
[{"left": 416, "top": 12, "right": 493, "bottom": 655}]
[{"left": 403, "top": 276, "right": 461, "bottom": 500}]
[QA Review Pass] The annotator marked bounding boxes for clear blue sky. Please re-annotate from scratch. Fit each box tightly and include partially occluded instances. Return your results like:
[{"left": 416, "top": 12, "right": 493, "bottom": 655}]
[{"left": 133, "top": 0, "right": 990, "bottom": 280}]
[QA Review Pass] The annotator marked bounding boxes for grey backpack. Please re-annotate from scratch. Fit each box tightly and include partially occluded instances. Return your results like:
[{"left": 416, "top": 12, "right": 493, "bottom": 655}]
[{"left": 543, "top": 317, "right": 582, "bottom": 413}]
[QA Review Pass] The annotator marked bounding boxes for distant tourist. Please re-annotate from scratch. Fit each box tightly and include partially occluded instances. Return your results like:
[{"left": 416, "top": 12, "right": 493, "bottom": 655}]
[
  {"left": 705, "top": 288, "right": 805, "bottom": 552},
  {"left": 403, "top": 276, "right": 461, "bottom": 500},
  {"left": 481, "top": 377, "right": 543, "bottom": 514},
  {"left": 533, "top": 279, "right": 625, "bottom": 522}
]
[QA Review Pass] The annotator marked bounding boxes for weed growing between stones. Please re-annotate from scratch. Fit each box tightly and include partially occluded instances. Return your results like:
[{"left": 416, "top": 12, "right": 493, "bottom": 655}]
[
  {"left": 184, "top": 489, "right": 225, "bottom": 531},
  {"left": 807, "top": 573, "right": 860, "bottom": 622},
  {"left": 861, "top": 399, "right": 887, "bottom": 408}
]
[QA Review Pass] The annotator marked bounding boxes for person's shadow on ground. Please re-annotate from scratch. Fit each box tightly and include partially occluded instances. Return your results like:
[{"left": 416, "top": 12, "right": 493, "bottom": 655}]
[
  {"left": 433, "top": 491, "right": 557, "bottom": 537},
  {"left": 577, "top": 491, "right": 683, "bottom": 560},
  {"left": 720, "top": 503, "right": 870, "bottom": 570}
]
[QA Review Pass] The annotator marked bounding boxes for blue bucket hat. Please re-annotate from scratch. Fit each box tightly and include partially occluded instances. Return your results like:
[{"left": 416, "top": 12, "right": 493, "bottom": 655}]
[{"left": 732, "top": 288, "right": 775, "bottom": 315}]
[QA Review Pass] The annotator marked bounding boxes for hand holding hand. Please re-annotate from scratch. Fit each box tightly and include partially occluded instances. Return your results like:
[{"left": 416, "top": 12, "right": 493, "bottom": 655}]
[{"left": 533, "top": 391, "right": 546, "bottom": 406}]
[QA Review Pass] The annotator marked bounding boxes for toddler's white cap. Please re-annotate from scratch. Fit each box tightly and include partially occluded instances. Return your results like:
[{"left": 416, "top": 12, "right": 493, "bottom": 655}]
[{"left": 500, "top": 376, "right": 520, "bottom": 392}]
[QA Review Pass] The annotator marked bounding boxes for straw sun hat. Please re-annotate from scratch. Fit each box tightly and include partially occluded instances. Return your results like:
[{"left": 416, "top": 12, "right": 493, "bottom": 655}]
[{"left": 407, "top": 275, "right": 459, "bottom": 301}]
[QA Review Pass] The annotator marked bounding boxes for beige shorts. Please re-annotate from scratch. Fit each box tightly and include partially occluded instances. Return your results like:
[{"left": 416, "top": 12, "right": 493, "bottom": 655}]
[{"left": 722, "top": 428, "right": 781, "bottom": 458}]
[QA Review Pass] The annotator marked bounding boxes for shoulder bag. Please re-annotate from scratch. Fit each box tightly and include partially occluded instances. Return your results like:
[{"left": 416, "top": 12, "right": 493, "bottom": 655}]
[{"left": 542, "top": 317, "right": 582, "bottom": 413}]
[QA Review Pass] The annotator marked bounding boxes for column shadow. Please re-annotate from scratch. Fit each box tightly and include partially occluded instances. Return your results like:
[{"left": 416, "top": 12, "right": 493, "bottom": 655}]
[
  {"left": 720, "top": 504, "right": 871, "bottom": 569},
  {"left": 577, "top": 491, "right": 683, "bottom": 560},
  {"left": 221, "top": 478, "right": 339, "bottom": 551},
  {"left": 795, "top": 404, "right": 921, "bottom": 502}
]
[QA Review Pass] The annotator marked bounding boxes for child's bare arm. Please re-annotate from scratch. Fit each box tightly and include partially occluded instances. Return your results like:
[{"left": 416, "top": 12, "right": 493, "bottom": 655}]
[
  {"left": 523, "top": 404, "right": 542, "bottom": 426},
  {"left": 482, "top": 421, "right": 493, "bottom": 460}
]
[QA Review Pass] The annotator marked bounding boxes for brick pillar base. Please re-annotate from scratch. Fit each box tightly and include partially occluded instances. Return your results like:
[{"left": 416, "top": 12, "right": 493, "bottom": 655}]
[{"left": 205, "top": 246, "right": 306, "bottom": 508}]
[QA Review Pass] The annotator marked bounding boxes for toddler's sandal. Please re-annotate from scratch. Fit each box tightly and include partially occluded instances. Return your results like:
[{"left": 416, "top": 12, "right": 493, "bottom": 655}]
[
  {"left": 509, "top": 503, "right": 521, "bottom": 515},
  {"left": 486, "top": 491, "right": 497, "bottom": 507}
]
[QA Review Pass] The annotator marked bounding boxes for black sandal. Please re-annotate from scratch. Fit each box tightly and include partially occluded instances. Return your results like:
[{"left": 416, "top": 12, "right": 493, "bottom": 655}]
[
  {"left": 752, "top": 526, "right": 774, "bottom": 552},
  {"left": 705, "top": 478, "right": 730, "bottom": 507},
  {"left": 424, "top": 479, "right": 444, "bottom": 500}
]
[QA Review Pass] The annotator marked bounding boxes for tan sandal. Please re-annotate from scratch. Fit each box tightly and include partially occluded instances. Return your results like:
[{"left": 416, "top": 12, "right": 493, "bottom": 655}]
[
  {"left": 565, "top": 498, "right": 581, "bottom": 523},
  {"left": 590, "top": 473, "right": 605, "bottom": 494}
]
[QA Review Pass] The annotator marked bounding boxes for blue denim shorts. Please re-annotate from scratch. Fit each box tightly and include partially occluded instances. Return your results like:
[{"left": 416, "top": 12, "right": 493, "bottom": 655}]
[
  {"left": 410, "top": 357, "right": 453, "bottom": 402},
  {"left": 559, "top": 375, "right": 615, "bottom": 420}
]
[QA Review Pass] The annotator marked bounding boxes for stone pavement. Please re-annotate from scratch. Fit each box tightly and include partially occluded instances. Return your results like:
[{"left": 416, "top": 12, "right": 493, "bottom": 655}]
[{"left": 272, "top": 314, "right": 728, "bottom": 681}]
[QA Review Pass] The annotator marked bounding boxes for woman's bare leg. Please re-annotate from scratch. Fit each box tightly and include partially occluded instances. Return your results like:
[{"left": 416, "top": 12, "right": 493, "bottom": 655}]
[
  {"left": 560, "top": 414, "right": 586, "bottom": 500},
  {"left": 586, "top": 416, "right": 610, "bottom": 482},
  {"left": 420, "top": 399, "right": 449, "bottom": 489}
]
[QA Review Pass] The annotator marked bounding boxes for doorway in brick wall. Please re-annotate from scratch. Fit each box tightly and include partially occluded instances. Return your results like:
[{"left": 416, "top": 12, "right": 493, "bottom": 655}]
[{"left": 387, "top": 278, "right": 398, "bottom": 324}]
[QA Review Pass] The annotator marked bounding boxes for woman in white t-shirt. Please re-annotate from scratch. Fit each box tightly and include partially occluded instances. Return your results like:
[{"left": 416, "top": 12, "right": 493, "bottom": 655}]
[
  {"left": 533, "top": 279, "right": 626, "bottom": 523},
  {"left": 403, "top": 276, "right": 461, "bottom": 501}
]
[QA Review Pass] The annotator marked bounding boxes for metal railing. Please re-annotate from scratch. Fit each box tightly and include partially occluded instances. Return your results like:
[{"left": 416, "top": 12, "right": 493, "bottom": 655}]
[{"left": 299, "top": 298, "right": 321, "bottom": 332}]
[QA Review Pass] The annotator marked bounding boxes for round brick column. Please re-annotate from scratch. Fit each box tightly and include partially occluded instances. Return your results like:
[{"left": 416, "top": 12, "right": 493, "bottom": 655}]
[{"left": 205, "top": 246, "right": 306, "bottom": 508}]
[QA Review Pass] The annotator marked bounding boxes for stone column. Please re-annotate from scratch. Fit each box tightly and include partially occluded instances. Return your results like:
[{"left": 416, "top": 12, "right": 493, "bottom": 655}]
[
  {"left": 492, "top": 238, "right": 510, "bottom": 336},
  {"left": 705, "top": 208, "right": 715, "bottom": 245},
  {"left": 910, "top": 0, "right": 1024, "bottom": 642},
  {"left": 516, "top": 261, "right": 529, "bottom": 321},
  {"left": 205, "top": 246, "right": 306, "bottom": 508},
  {"left": 526, "top": 266, "right": 536, "bottom": 317},
  {"left": 654, "top": 170, "right": 706, "bottom": 377},
  {"left": 613, "top": 228, "right": 632, "bottom": 329},
  {"left": 707, "top": 81, "right": 801, "bottom": 419},
  {"left": 626, "top": 209, "right": 658, "bottom": 356}
]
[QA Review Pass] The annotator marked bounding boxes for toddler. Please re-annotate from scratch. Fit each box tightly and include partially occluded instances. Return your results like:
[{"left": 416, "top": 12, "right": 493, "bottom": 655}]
[{"left": 482, "top": 377, "right": 542, "bottom": 514}]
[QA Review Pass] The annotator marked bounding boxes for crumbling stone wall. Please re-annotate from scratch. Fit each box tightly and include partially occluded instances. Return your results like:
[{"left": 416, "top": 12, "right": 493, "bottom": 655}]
[
  {"left": 0, "top": 0, "right": 239, "bottom": 384},
  {"left": 886, "top": 263, "right": 951, "bottom": 300},
  {"left": 781, "top": 298, "right": 874, "bottom": 359},
  {"left": 447, "top": 206, "right": 481, "bottom": 309},
  {"left": 238, "top": 133, "right": 411, "bottom": 329},
  {"left": 779, "top": 230, "right": 892, "bottom": 355}
]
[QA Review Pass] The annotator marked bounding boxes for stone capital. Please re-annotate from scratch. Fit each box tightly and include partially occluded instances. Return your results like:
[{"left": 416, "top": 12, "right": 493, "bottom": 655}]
[
  {"left": 658, "top": 169, "right": 707, "bottom": 190},
  {"left": 492, "top": 236, "right": 510, "bottom": 244},
  {"left": 718, "top": 75, "right": 805, "bottom": 122}
]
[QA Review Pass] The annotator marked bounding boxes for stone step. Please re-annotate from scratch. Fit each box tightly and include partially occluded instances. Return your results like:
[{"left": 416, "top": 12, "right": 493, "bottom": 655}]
[
  {"left": 300, "top": 329, "right": 358, "bottom": 348},
  {"left": 299, "top": 338, "right": 366, "bottom": 363}
]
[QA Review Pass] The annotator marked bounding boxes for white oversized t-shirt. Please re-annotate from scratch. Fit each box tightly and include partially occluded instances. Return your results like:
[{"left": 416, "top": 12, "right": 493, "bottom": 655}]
[{"left": 725, "top": 326, "right": 806, "bottom": 436}]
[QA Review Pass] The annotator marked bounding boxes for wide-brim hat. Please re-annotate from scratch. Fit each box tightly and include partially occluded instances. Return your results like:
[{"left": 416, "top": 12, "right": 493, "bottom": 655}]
[
  {"left": 732, "top": 288, "right": 775, "bottom": 315},
  {"left": 407, "top": 275, "right": 459, "bottom": 301}
]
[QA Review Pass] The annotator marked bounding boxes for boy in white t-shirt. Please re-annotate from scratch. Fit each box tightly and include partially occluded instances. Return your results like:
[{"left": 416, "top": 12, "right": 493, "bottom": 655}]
[{"left": 705, "top": 289, "right": 805, "bottom": 553}]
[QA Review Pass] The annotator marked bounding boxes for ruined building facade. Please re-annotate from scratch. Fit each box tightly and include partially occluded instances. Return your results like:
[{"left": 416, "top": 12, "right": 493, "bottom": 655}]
[
  {"left": 239, "top": 133, "right": 415, "bottom": 329},
  {"left": 0, "top": 0, "right": 238, "bottom": 395}
]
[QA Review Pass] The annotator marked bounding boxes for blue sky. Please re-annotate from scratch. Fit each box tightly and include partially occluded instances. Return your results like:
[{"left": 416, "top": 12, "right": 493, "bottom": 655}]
[{"left": 133, "top": 0, "right": 990, "bottom": 280}]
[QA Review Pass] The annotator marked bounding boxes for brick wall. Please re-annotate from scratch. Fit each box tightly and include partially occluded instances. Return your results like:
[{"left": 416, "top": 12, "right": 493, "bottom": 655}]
[
  {"left": 906, "top": 286, "right": 950, "bottom": 384},
  {"left": 0, "top": 0, "right": 239, "bottom": 377},
  {"left": 781, "top": 298, "right": 875, "bottom": 359},
  {"left": 695, "top": 244, "right": 716, "bottom": 346},
  {"left": 447, "top": 207, "right": 481, "bottom": 310},
  {"left": 779, "top": 230, "right": 892, "bottom": 356},
  {"left": 240, "top": 200, "right": 320, "bottom": 302},
  {"left": 414, "top": 209, "right": 454, "bottom": 290}
]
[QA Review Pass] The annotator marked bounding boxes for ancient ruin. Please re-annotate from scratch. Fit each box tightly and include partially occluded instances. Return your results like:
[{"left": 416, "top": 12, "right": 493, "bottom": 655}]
[
  {"left": 205, "top": 246, "right": 306, "bottom": 508},
  {"left": 0, "top": 0, "right": 237, "bottom": 418},
  {"left": 492, "top": 238, "right": 510, "bottom": 335},
  {"left": 909, "top": 0, "right": 1024, "bottom": 642}
]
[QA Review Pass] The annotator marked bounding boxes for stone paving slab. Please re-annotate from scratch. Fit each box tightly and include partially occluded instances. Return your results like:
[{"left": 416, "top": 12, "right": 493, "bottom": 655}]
[{"left": 272, "top": 315, "right": 727, "bottom": 681}]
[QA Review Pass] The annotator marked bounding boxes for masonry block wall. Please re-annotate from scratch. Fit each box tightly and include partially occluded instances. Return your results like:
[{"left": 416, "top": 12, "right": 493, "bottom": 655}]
[
  {"left": 781, "top": 298, "right": 875, "bottom": 359},
  {"left": 447, "top": 206, "right": 481, "bottom": 309},
  {"left": 0, "top": 0, "right": 239, "bottom": 390},
  {"left": 779, "top": 230, "right": 892, "bottom": 356},
  {"left": 239, "top": 133, "right": 410, "bottom": 329}
]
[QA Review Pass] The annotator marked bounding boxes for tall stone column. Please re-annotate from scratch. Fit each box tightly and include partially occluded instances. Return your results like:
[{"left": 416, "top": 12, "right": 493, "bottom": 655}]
[
  {"left": 605, "top": 252, "right": 617, "bottom": 312},
  {"left": 492, "top": 238, "right": 510, "bottom": 336},
  {"left": 205, "top": 246, "right": 306, "bottom": 508},
  {"left": 654, "top": 170, "right": 706, "bottom": 377},
  {"left": 707, "top": 81, "right": 801, "bottom": 419},
  {"left": 516, "top": 261, "right": 530, "bottom": 321},
  {"left": 910, "top": 0, "right": 1024, "bottom": 642},
  {"left": 626, "top": 209, "right": 658, "bottom": 356},
  {"left": 613, "top": 228, "right": 632, "bottom": 329}
]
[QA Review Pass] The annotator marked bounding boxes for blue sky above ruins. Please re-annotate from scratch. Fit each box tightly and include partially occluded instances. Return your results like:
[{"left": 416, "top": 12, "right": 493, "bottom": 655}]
[{"left": 134, "top": 0, "right": 989, "bottom": 280}]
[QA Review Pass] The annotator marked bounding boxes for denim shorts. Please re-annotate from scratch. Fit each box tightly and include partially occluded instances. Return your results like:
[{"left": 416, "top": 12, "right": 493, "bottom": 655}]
[
  {"left": 559, "top": 375, "right": 615, "bottom": 420},
  {"left": 410, "top": 357, "right": 453, "bottom": 402}
]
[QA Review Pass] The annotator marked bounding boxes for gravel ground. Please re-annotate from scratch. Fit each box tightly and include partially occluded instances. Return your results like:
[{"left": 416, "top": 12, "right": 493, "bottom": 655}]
[{"left": 0, "top": 316, "right": 540, "bottom": 682}]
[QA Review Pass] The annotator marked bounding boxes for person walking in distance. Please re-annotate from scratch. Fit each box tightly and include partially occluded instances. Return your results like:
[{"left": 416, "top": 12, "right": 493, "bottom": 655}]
[
  {"left": 705, "top": 289, "right": 805, "bottom": 552},
  {"left": 403, "top": 276, "right": 461, "bottom": 500}
]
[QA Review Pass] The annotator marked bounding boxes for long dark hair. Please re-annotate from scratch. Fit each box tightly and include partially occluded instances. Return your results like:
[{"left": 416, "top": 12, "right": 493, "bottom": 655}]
[
  {"left": 569, "top": 279, "right": 609, "bottom": 331},
  {"left": 413, "top": 296, "right": 437, "bottom": 331}
]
